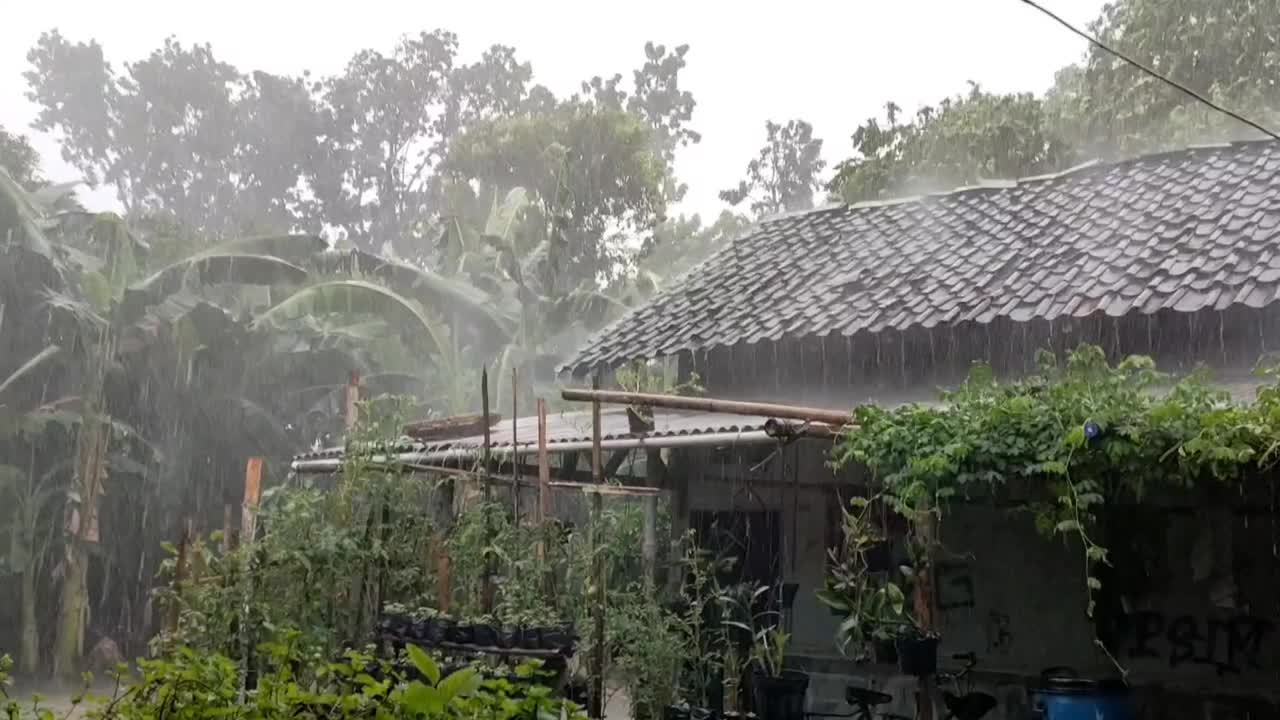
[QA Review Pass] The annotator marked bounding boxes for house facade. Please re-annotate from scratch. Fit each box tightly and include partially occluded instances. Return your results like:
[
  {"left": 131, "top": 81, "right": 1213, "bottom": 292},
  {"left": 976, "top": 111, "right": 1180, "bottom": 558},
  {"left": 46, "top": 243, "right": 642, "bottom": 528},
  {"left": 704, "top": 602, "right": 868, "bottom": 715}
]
[{"left": 563, "top": 141, "right": 1280, "bottom": 719}]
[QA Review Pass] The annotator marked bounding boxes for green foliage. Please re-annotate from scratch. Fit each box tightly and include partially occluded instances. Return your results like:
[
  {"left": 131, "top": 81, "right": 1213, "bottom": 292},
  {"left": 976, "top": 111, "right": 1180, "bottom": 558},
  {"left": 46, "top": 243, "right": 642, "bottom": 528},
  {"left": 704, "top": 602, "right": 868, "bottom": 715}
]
[
  {"left": 1050, "top": 0, "right": 1280, "bottom": 156},
  {"left": 833, "top": 344, "right": 1280, "bottom": 620},
  {"left": 0, "top": 128, "right": 42, "bottom": 191},
  {"left": 830, "top": 87, "right": 1075, "bottom": 203},
  {"left": 828, "top": 0, "right": 1280, "bottom": 203},
  {"left": 156, "top": 463, "right": 441, "bottom": 664},
  {"left": 816, "top": 494, "right": 915, "bottom": 654},
  {"left": 614, "top": 360, "right": 703, "bottom": 397},
  {"left": 14, "top": 640, "right": 585, "bottom": 720},
  {"left": 720, "top": 120, "right": 826, "bottom": 218}
]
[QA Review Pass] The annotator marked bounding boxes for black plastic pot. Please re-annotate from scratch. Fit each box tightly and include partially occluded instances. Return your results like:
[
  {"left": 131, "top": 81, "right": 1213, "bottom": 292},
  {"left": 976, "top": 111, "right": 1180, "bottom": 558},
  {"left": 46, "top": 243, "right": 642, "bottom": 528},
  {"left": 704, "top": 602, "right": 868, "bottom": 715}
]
[
  {"left": 519, "top": 627, "right": 543, "bottom": 650},
  {"left": 751, "top": 670, "right": 809, "bottom": 720},
  {"left": 541, "top": 624, "right": 574, "bottom": 652},
  {"left": 426, "top": 618, "right": 450, "bottom": 645},
  {"left": 664, "top": 705, "right": 718, "bottom": 720},
  {"left": 448, "top": 623, "right": 476, "bottom": 645},
  {"left": 405, "top": 619, "right": 428, "bottom": 643},
  {"left": 663, "top": 705, "right": 692, "bottom": 720},
  {"left": 473, "top": 623, "right": 499, "bottom": 647},
  {"left": 380, "top": 614, "right": 410, "bottom": 639},
  {"left": 498, "top": 626, "right": 519, "bottom": 649},
  {"left": 872, "top": 638, "right": 898, "bottom": 664},
  {"left": 895, "top": 636, "right": 938, "bottom": 677}
]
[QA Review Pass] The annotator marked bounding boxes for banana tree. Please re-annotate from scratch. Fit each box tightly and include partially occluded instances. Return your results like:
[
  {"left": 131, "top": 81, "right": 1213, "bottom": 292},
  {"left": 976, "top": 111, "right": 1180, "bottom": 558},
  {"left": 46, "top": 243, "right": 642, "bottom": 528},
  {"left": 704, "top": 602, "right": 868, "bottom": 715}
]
[{"left": 0, "top": 338, "right": 63, "bottom": 675}]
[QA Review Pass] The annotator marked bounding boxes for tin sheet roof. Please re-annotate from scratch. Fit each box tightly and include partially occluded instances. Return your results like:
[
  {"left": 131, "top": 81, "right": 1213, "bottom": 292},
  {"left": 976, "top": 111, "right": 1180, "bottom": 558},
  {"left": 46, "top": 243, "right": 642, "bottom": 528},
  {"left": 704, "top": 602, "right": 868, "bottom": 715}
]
[{"left": 291, "top": 407, "right": 774, "bottom": 463}]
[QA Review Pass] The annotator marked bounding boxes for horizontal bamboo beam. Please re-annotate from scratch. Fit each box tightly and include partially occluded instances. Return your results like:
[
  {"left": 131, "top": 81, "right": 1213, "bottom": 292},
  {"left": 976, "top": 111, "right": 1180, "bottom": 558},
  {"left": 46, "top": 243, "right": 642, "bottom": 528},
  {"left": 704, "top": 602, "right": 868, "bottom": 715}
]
[{"left": 560, "top": 388, "right": 853, "bottom": 427}]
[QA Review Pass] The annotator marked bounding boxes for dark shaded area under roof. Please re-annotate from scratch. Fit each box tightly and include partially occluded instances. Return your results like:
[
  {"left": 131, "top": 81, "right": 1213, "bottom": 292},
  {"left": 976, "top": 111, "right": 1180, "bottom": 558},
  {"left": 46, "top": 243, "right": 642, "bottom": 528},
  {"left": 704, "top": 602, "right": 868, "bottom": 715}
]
[{"left": 565, "top": 140, "right": 1280, "bottom": 375}]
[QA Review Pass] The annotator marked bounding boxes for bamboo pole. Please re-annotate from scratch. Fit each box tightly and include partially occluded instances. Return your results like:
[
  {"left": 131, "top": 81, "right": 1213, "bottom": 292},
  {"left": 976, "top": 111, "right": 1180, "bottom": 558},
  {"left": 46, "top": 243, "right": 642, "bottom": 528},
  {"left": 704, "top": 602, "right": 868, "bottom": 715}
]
[
  {"left": 560, "top": 388, "right": 853, "bottom": 427},
  {"left": 512, "top": 367, "right": 520, "bottom": 520},
  {"left": 166, "top": 517, "right": 193, "bottom": 637},
  {"left": 537, "top": 399, "right": 550, "bottom": 566},
  {"left": 589, "top": 375, "right": 606, "bottom": 719},
  {"left": 242, "top": 458, "right": 262, "bottom": 542},
  {"left": 913, "top": 507, "right": 938, "bottom": 720},
  {"left": 481, "top": 368, "right": 494, "bottom": 613},
  {"left": 537, "top": 399, "right": 551, "bottom": 522},
  {"left": 345, "top": 371, "right": 361, "bottom": 430},
  {"left": 481, "top": 369, "right": 492, "bottom": 501}
]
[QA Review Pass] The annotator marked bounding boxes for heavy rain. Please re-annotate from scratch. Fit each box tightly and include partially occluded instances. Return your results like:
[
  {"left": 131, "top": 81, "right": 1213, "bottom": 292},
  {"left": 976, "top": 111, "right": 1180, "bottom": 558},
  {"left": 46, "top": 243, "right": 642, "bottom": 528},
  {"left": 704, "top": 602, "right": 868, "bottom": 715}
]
[{"left": 3, "top": 1, "right": 1280, "bottom": 719}]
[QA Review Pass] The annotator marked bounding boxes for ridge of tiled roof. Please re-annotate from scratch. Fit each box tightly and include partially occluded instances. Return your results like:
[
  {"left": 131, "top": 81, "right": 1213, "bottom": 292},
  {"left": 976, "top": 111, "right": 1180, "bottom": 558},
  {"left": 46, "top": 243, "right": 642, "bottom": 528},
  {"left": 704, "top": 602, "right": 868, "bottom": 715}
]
[{"left": 565, "top": 139, "right": 1280, "bottom": 375}]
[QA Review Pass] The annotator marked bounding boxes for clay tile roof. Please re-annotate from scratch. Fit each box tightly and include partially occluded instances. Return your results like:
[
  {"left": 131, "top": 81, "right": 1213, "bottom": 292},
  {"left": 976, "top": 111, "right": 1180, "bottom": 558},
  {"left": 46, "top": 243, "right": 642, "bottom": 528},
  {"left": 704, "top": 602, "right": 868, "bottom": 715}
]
[{"left": 564, "top": 140, "right": 1280, "bottom": 375}]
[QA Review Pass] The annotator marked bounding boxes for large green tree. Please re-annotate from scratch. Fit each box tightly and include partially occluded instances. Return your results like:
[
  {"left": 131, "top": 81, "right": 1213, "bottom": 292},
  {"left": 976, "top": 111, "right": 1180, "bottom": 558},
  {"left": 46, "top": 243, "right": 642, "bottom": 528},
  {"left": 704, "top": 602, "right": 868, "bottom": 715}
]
[
  {"left": 23, "top": 31, "right": 694, "bottom": 272},
  {"left": 720, "top": 119, "right": 826, "bottom": 218},
  {"left": 1050, "top": 0, "right": 1280, "bottom": 156},
  {"left": 829, "top": 0, "right": 1280, "bottom": 202},
  {"left": 830, "top": 86, "right": 1075, "bottom": 204},
  {"left": 0, "top": 127, "right": 42, "bottom": 190}
]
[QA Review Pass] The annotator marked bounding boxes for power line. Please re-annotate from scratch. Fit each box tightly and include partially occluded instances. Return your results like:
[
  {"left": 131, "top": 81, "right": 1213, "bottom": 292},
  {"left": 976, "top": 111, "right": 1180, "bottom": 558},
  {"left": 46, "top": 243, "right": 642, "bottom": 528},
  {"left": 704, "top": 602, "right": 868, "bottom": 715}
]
[{"left": 1017, "top": 0, "right": 1280, "bottom": 143}]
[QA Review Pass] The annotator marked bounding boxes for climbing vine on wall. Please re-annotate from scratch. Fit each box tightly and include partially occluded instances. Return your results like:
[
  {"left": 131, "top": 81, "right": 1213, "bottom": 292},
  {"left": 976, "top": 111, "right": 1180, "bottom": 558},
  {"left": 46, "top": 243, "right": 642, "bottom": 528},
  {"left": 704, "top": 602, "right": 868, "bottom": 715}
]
[{"left": 833, "top": 344, "right": 1280, "bottom": 623}]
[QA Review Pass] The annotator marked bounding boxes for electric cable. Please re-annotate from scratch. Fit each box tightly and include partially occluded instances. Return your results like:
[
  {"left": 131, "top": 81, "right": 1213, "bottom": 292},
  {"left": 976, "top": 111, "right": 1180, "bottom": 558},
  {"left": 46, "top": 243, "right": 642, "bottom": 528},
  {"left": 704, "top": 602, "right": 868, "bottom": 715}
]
[{"left": 1017, "top": 0, "right": 1280, "bottom": 142}]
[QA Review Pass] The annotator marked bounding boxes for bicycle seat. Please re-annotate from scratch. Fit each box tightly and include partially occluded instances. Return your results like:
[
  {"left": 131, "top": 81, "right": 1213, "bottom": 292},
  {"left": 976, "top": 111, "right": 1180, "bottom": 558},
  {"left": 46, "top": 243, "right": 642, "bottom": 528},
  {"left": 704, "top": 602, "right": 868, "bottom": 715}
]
[
  {"left": 845, "top": 687, "right": 893, "bottom": 707},
  {"left": 942, "top": 691, "right": 997, "bottom": 720}
]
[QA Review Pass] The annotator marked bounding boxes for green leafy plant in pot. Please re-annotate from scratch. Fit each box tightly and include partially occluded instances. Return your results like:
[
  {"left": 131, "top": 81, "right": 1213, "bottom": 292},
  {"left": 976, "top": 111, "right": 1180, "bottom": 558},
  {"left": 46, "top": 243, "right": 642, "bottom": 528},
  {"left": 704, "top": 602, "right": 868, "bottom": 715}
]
[
  {"left": 723, "top": 584, "right": 809, "bottom": 720},
  {"left": 817, "top": 494, "right": 938, "bottom": 676}
]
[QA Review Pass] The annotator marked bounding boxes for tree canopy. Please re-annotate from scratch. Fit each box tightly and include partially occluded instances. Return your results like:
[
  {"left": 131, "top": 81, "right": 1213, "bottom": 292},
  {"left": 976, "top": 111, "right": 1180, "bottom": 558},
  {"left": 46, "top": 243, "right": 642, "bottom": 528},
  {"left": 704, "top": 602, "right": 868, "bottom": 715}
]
[{"left": 827, "top": 0, "right": 1280, "bottom": 203}]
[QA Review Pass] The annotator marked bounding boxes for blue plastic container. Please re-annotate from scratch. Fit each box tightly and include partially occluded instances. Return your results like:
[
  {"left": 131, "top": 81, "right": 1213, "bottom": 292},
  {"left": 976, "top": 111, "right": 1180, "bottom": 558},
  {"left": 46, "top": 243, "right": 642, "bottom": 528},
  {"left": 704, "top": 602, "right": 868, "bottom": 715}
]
[{"left": 1031, "top": 675, "right": 1135, "bottom": 720}]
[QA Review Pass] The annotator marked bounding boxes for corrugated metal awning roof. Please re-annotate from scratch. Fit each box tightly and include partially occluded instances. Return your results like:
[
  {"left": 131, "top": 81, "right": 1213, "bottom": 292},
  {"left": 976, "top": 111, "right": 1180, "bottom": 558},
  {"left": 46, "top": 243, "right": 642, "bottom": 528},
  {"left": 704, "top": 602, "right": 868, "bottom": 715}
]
[{"left": 291, "top": 407, "right": 778, "bottom": 469}]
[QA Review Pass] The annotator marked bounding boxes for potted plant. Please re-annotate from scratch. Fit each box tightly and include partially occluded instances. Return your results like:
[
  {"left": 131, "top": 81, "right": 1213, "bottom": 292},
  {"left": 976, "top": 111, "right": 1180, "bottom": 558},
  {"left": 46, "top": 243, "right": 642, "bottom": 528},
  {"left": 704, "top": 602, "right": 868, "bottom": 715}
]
[
  {"left": 471, "top": 613, "right": 500, "bottom": 647},
  {"left": 720, "top": 582, "right": 808, "bottom": 720},
  {"left": 749, "top": 628, "right": 808, "bottom": 720},
  {"left": 816, "top": 495, "right": 938, "bottom": 676}
]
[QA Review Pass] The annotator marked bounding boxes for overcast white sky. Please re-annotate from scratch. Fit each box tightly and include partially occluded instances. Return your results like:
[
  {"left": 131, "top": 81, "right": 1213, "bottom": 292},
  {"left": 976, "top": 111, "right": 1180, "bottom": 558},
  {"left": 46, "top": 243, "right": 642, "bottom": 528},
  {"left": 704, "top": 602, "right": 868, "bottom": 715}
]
[{"left": 0, "top": 0, "right": 1108, "bottom": 219}]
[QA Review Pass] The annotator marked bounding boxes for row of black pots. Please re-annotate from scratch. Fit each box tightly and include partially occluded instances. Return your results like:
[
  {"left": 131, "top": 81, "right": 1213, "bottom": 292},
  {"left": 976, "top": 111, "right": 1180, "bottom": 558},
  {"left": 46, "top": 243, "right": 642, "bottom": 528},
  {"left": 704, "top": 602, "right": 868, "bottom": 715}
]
[
  {"left": 379, "top": 614, "right": 577, "bottom": 653},
  {"left": 664, "top": 670, "right": 810, "bottom": 720}
]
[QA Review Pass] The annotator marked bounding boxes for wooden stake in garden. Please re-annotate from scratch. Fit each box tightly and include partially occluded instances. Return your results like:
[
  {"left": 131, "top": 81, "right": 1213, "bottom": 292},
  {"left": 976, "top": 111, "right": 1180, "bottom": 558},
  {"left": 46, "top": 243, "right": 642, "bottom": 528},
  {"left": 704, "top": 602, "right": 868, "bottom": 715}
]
[
  {"left": 589, "top": 375, "right": 607, "bottom": 720},
  {"left": 913, "top": 507, "right": 939, "bottom": 720},
  {"left": 537, "top": 398, "right": 551, "bottom": 561},
  {"left": 512, "top": 367, "right": 520, "bottom": 520},
  {"left": 344, "top": 370, "right": 360, "bottom": 430},
  {"left": 480, "top": 368, "right": 495, "bottom": 612}
]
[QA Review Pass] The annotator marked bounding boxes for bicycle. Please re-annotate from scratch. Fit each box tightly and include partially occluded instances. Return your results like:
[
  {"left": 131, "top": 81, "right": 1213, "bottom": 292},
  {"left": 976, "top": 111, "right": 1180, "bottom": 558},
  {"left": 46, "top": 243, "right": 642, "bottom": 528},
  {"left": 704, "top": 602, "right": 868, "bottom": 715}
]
[
  {"left": 935, "top": 652, "right": 997, "bottom": 720},
  {"left": 806, "top": 651, "right": 996, "bottom": 720}
]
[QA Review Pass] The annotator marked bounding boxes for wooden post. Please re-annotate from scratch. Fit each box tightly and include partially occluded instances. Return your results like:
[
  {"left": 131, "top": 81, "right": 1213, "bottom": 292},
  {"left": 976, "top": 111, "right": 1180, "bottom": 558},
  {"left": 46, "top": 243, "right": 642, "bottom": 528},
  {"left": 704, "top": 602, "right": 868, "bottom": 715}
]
[
  {"left": 537, "top": 399, "right": 551, "bottom": 523},
  {"left": 589, "top": 375, "right": 606, "bottom": 719},
  {"left": 167, "top": 517, "right": 193, "bottom": 636},
  {"left": 242, "top": 458, "right": 263, "bottom": 542},
  {"left": 913, "top": 508, "right": 938, "bottom": 720},
  {"left": 512, "top": 367, "right": 520, "bottom": 520},
  {"left": 241, "top": 457, "right": 264, "bottom": 691},
  {"left": 480, "top": 368, "right": 494, "bottom": 612},
  {"left": 481, "top": 368, "right": 492, "bottom": 500},
  {"left": 222, "top": 504, "right": 235, "bottom": 553},
  {"left": 345, "top": 370, "right": 361, "bottom": 430},
  {"left": 537, "top": 399, "right": 551, "bottom": 563},
  {"left": 642, "top": 495, "right": 657, "bottom": 588}
]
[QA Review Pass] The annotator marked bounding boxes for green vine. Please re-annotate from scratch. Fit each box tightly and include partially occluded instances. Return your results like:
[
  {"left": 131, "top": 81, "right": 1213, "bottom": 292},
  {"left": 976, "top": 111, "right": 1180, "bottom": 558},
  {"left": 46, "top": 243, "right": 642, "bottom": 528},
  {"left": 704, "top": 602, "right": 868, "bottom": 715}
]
[{"left": 833, "top": 344, "right": 1280, "bottom": 628}]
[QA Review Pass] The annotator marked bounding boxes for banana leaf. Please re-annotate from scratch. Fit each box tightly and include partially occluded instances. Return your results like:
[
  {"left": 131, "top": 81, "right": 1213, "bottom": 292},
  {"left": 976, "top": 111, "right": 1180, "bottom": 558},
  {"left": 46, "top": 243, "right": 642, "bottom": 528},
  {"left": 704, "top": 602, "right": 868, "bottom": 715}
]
[{"left": 253, "top": 280, "right": 448, "bottom": 356}]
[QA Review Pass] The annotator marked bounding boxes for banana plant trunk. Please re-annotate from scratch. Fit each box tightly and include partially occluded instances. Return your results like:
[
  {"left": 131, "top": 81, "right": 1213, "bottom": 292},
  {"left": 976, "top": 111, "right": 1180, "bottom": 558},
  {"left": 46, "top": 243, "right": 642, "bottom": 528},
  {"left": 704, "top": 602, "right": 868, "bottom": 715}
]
[
  {"left": 54, "top": 419, "right": 106, "bottom": 679},
  {"left": 19, "top": 557, "right": 39, "bottom": 674}
]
